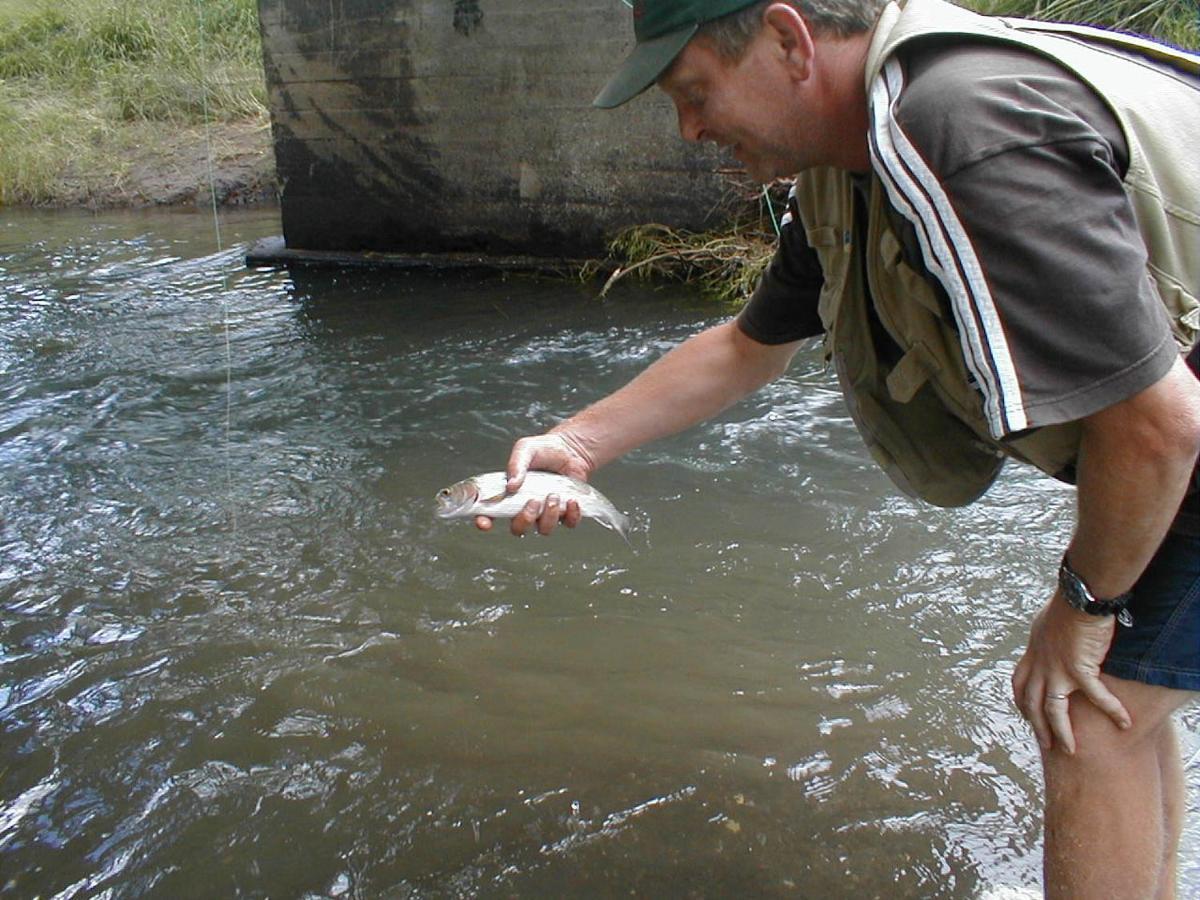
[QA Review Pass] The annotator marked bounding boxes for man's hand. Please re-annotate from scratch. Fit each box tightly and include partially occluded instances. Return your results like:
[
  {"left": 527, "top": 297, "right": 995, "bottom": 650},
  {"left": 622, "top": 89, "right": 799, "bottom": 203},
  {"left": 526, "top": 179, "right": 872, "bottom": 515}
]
[
  {"left": 1011, "top": 593, "right": 1131, "bottom": 754},
  {"left": 473, "top": 431, "right": 593, "bottom": 536},
  {"left": 1013, "top": 357, "right": 1200, "bottom": 754},
  {"left": 473, "top": 321, "right": 802, "bottom": 538}
]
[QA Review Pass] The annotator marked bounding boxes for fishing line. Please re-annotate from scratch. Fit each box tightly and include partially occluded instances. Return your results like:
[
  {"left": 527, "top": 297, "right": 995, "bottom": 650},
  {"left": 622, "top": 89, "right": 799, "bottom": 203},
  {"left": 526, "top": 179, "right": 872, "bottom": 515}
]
[
  {"left": 195, "top": 0, "right": 238, "bottom": 534},
  {"left": 762, "top": 185, "right": 781, "bottom": 237}
]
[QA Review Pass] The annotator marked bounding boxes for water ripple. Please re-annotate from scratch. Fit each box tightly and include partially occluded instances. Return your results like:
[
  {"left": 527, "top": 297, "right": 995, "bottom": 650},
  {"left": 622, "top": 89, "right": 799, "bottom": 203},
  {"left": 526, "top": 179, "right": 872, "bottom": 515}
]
[{"left": 0, "top": 208, "right": 1194, "bottom": 897}]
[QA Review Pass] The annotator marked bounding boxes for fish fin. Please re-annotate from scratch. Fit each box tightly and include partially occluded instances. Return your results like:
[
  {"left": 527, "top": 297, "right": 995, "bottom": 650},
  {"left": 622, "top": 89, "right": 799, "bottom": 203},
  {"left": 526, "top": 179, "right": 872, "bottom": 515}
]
[{"left": 480, "top": 489, "right": 509, "bottom": 504}]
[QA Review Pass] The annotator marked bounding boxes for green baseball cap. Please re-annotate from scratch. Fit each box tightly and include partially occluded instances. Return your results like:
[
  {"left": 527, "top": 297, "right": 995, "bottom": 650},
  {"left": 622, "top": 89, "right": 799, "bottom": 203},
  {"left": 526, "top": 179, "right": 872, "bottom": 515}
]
[{"left": 593, "top": 0, "right": 761, "bottom": 109}]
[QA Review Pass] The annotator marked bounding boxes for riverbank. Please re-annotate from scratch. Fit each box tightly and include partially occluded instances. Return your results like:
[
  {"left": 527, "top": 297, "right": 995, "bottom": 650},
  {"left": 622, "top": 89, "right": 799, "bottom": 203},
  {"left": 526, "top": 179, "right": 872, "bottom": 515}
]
[
  {"left": 0, "top": 0, "right": 268, "bottom": 208},
  {"left": 10, "top": 116, "right": 277, "bottom": 210},
  {"left": 2, "top": 0, "right": 1194, "bottom": 214}
]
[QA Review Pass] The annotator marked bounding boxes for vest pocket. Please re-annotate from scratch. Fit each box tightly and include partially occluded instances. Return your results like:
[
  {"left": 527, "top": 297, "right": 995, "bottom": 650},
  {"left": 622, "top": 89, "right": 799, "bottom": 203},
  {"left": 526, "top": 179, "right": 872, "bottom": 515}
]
[
  {"left": 879, "top": 229, "right": 945, "bottom": 318},
  {"left": 834, "top": 349, "right": 1005, "bottom": 507},
  {"left": 808, "top": 225, "right": 852, "bottom": 331}
]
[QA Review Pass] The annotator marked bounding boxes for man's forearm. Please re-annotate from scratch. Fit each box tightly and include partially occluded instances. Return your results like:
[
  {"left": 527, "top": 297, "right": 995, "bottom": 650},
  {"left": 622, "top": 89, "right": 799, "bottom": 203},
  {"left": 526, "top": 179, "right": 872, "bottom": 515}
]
[
  {"left": 1066, "top": 357, "right": 1200, "bottom": 598},
  {"left": 551, "top": 319, "right": 801, "bottom": 472},
  {"left": 1011, "top": 356, "right": 1199, "bottom": 749}
]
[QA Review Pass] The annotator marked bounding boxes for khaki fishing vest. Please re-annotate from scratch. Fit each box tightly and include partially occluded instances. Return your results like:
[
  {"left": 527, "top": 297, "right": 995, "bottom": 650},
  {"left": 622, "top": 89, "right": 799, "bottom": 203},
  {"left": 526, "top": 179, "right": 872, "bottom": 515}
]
[{"left": 795, "top": 0, "right": 1200, "bottom": 507}]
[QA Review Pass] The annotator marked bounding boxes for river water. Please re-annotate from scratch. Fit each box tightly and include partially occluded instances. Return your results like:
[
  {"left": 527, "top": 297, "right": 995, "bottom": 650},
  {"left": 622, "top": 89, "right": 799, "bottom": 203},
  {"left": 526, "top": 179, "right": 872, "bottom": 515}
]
[{"left": 0, "top": 207, "right": 1195, "bottom": 898}]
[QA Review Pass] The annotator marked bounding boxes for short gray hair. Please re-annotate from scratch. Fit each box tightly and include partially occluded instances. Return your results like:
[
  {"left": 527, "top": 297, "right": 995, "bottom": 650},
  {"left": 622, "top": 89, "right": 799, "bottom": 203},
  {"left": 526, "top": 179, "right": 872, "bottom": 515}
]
[{"left": 699, "top": 0, "right": 889, "bottom": 58}]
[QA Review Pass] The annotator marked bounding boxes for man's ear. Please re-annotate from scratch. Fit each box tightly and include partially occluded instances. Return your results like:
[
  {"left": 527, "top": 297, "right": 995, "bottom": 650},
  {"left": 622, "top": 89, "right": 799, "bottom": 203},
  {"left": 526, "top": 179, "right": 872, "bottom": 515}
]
[{"left": 762, "top": 3, "right": 815, "bottom": 79}]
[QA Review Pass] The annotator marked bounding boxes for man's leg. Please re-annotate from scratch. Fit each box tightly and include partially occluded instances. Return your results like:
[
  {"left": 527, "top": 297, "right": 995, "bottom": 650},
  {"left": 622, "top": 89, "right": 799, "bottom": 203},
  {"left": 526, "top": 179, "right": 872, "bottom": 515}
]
[
  {"left": 1154, "top": 721, "right": 1186, "bottom": 900},
  {"left": 1040, "top": 675, "right": 1196, "bottom": 899}
]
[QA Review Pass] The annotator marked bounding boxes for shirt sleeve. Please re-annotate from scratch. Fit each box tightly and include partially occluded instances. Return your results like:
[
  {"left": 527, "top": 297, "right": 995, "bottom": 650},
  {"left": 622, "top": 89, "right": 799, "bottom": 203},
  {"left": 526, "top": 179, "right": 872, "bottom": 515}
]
[
  {"left": 874, "top": 40, "right": 1180, "bottom": 437},
  {"left": 735, "top": 188, "right": 826, "bottom": 345}
]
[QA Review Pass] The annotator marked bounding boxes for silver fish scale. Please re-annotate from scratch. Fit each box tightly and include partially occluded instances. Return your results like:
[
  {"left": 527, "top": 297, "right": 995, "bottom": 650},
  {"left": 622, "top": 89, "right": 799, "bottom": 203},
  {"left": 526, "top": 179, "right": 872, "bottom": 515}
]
[{"left": 440, "top": 471, "right": 630, "bottom": 539}]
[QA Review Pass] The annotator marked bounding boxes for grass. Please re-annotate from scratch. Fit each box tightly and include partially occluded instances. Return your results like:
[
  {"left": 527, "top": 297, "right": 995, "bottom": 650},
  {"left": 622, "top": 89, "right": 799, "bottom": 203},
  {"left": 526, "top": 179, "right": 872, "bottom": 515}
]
[
  {"left": 586, "top": 177, "right": 788, "bottom": 306},
  {"left": 590, "top": 222, "right": 780, "bottom": 306},
  {"left": 598, "top": 0, "right": 1199, "bottom": 302},
  {"left": 971, "top": 0, "right": 1200, "bottom": 47},
  {"left": 0, "top": 0, "right": 266, "bottom": 205},
  {"left": 0, "top": 0, "right": 1194, "bottom": 225}
]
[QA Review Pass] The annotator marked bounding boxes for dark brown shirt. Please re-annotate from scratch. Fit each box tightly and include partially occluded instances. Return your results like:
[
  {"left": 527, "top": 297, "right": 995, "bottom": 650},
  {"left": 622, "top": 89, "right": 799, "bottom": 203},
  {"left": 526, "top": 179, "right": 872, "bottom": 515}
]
[{"left": 737, "top": 38, "right": 1199, "bottom": 528}]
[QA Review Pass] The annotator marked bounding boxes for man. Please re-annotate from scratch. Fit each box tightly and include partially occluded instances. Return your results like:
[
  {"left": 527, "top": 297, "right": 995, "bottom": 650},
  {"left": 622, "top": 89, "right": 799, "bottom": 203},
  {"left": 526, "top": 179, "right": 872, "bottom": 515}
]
[{"left": 477, "top": 1, "right": 1200, "bottom": 895}]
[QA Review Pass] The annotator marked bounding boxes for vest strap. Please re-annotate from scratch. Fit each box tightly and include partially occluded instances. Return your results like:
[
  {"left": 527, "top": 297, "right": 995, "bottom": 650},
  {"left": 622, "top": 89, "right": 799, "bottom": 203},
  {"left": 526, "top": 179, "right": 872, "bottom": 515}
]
[{"left": 886, "top": 342, "right": 941, "bottom": 403}]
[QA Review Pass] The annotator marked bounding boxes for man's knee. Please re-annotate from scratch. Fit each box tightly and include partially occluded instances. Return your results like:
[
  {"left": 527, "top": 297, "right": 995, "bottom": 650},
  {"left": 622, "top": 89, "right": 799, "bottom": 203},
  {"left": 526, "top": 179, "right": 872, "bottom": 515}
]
[{"left": 1047, "top": 676, "right": 1193, "bottom": 771}]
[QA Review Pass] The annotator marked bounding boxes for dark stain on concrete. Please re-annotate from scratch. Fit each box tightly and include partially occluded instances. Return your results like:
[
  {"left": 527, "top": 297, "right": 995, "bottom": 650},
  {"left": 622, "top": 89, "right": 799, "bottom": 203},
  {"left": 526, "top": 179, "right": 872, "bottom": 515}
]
[{"left": 452, "top": 0, "right": 483, "bottom": 36}]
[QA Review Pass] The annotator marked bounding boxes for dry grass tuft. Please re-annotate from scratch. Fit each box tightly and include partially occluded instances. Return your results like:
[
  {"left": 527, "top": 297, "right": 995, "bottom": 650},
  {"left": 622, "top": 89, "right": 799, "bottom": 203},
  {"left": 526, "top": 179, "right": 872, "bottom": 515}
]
[{"left": 585, "top": 175, "right": 789, "bottom": 306}]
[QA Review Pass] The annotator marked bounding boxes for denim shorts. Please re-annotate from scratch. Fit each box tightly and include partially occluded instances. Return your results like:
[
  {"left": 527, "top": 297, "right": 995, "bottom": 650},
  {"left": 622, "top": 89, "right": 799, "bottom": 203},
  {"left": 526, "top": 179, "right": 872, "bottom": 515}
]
[{"left": 1102, "top": 528, "right": 1200, "bottom": 692}]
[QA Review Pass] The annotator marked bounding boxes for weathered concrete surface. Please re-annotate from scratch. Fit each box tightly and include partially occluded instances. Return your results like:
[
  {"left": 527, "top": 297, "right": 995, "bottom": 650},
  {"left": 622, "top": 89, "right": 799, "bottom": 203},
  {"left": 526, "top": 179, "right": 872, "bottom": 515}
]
[{"left": 257, "top": 0, "right": 735, "bottom": 257}]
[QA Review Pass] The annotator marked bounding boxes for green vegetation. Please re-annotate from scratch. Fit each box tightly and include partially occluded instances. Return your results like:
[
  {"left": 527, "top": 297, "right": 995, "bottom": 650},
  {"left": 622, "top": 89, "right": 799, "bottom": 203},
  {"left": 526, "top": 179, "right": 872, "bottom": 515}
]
[
  {"left": 593, "top": 222, "right": 778, "bottom": 306},
  {"left": 587, "top": 181, "right": 788, "bottom": 305},
  {"left": 0, "top": 0, "right": 266, "bottom": 205},
  {"left": 0, "top": 0, "right": 1195, "bottom": 232},
  {"left": 601, "top": 0, "right": 1199, "bottom": 301},
  {"left": 972, "top": 0, "right": 1199, "bottom": 48}
]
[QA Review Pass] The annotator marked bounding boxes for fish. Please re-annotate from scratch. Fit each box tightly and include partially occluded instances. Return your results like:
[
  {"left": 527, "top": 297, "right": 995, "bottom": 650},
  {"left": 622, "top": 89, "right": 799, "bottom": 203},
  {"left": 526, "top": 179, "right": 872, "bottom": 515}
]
[{"left": 435, "top": 471, "right": 631, "bottom": 541}]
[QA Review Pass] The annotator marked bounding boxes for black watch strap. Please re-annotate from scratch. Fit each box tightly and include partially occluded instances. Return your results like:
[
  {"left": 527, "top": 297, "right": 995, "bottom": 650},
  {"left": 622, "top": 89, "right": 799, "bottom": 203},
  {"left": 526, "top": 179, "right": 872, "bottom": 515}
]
[{"left": 1058, "top": 556, "right": 1134, "bottom": 627}]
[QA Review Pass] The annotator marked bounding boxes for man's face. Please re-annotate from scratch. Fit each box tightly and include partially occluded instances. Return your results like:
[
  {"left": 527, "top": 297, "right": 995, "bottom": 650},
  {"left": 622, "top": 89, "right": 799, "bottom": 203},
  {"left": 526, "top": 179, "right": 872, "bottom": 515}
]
[{"left": 657, "top": 29, "right": 813, "bottom": 182}]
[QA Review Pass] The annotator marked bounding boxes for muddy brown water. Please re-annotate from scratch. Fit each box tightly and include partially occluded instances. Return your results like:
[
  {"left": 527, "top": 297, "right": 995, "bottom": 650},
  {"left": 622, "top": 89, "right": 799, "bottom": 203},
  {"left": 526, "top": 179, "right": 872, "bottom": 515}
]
[{"left": 1, "top": 208, "right": 1195, "bottom": 897}]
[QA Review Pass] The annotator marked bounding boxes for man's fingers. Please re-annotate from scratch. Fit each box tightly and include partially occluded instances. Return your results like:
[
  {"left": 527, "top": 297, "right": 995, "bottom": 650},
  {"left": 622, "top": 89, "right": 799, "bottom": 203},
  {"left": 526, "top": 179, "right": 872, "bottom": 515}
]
[
  {"left": 1044, "top": 693, "right": 1075, "bottom": 755},
  {"left": 483, "top": 489, "right": 578, "bottom": 538},
  {"left": 1078, "top": 678, "right": 1133, "bottom": 732},
  {"left": 509, "top": 499, "right": 541, "bottom": 537},
  {"left": 1033, "top": 679, "right": 1130, "bottom": 757},
  {"left": 506, "top": 434, "right": 574, "bottom": 493},
  {"left": 536, "top": 495, "right": 560, "bottom": 535},
  {"left": 506, "top": 441, "right": 535, "bottom": 493},
  {"left": 1011, "top": 658, "right": 1030, "bottom": 709},
  {"left": 1023, "top": 683, "right": 1053, "bottom": 751}
]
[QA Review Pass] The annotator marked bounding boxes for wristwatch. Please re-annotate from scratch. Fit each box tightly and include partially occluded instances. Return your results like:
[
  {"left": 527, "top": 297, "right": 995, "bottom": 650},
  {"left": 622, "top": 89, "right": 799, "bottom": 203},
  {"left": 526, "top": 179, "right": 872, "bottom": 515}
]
[{"left": 1058, "top": 555, "right": 1134, "bottom": 627}]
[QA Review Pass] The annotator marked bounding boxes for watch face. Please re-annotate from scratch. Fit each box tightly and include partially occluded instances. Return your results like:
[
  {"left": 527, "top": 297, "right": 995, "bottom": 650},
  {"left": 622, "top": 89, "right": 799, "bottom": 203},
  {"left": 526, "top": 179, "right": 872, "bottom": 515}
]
[
  {"left": 1058, "top": 563, "right": 1091, "bottom": 610},
  {"left": 1058, "top": 559, "right": 1133, "bottom": 619}
]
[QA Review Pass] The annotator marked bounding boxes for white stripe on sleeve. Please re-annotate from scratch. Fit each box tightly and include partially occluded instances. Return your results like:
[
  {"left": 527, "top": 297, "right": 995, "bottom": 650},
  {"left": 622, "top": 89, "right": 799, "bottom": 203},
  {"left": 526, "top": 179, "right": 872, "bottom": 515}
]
[{"left": 867, "top": 58, "right": 1028, "bottom": 437}]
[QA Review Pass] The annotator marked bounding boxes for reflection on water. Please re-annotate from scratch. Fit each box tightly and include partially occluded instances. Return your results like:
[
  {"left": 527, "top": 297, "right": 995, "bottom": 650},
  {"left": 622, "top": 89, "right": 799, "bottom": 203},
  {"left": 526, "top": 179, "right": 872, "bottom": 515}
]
[{"left": 1, "top": 207, "right": 1196, "bottom": 897}]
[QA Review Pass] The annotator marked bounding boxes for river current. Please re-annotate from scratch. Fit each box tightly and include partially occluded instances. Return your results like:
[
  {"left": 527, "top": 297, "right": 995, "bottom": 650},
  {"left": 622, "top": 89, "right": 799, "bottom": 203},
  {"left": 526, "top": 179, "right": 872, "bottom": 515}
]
[{"left": 1, "top": 208, "right": 1196, "bottom": 897}]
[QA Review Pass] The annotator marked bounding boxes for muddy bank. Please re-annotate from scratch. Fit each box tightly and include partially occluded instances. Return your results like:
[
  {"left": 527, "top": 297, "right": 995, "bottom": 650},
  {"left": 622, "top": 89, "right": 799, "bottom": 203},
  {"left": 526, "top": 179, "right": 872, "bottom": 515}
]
[{"left": 125, "top": 118, "right": 277, "bottom": 208}]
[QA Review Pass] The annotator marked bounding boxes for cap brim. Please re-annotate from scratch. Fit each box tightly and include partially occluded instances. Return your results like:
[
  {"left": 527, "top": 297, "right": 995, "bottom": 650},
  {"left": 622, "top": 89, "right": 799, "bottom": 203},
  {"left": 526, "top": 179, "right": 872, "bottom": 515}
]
[{"left": 593, "top": 23, "right": 699, "bottom": 109}]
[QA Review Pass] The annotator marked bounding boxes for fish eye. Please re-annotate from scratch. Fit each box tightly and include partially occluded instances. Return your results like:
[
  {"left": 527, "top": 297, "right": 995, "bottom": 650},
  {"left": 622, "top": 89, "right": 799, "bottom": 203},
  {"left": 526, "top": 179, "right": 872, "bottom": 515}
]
[{"left": 437, "top": 489, "right": 450, "bottom": 498}]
